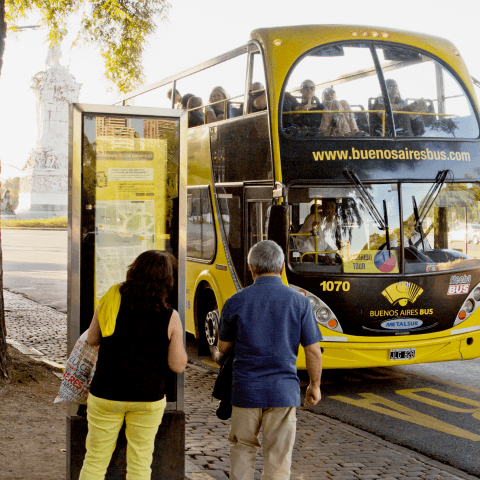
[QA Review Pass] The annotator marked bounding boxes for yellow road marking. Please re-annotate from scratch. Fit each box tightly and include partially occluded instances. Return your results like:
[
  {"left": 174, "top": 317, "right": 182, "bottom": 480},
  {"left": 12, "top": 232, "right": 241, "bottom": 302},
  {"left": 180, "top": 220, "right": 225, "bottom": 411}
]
[
  {"left": 396, "top": 388, "right": 480, "bottom": 420},
  {"left": 393, "top": 370, "right": 480, "bottom": 395},
  {"left": 330, "top": 393, "right": 480, "bottom": 441},
  {"left": 201, "top": 359, "right": 220, "bottom": 368}
]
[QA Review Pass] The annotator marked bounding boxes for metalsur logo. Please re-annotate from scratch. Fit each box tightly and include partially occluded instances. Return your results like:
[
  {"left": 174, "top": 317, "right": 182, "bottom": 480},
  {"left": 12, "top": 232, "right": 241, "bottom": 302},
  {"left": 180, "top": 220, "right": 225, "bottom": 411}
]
[
  {"left": 381, "top": 319, "right": 423, "bottom": 330},
  {"left": 381, "top": 281, "right": 423, "bottom": 307}
]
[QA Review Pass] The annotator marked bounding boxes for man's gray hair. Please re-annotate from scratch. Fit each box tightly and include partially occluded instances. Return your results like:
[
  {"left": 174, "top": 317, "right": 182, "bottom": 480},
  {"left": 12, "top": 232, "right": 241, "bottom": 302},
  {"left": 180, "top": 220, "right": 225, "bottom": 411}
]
[{"left": 248, "top": 240, "right": 284, "bottom": 275}]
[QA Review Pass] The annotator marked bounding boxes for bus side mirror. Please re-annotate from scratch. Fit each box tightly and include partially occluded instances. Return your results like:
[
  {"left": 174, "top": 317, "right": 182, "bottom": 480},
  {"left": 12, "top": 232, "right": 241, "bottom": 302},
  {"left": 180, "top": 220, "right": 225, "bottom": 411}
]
[{"left": 267, "top": 204, "right": 289, "bottom": 255}]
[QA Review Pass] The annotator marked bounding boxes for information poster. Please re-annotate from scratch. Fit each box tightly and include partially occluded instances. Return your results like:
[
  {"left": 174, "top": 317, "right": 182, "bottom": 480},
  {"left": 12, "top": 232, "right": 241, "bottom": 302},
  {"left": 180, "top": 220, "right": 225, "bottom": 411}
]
[{"left": 92, "top": 117, "right": 169, "bottom": 301}]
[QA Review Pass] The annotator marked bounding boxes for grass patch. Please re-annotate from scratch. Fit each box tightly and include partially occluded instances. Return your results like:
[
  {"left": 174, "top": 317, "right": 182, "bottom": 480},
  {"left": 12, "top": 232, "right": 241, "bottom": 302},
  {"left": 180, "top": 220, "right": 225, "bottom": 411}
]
[{"left": 0, "top": 217, "right": 67, "bottom": 229}]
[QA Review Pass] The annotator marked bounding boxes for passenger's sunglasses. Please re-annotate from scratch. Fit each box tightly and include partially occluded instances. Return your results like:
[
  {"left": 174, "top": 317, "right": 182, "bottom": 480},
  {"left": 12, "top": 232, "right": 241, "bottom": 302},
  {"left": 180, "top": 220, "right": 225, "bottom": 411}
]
[{"left": 301, "top": 85, "right": 315, "bottom": 90}]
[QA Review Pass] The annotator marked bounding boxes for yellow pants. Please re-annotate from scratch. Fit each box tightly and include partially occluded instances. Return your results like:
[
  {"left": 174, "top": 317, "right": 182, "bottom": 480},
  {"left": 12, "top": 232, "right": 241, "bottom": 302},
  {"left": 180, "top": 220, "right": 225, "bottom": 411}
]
[{"left": 79, "top": 393, "right": 166, "bottom": 480}]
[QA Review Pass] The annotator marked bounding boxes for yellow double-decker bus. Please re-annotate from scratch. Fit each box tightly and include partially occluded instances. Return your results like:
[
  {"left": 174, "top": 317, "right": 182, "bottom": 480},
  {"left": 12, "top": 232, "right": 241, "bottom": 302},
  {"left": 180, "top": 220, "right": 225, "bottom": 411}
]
[{"left": 118, "top": 25, "right": 480, "bottom": 369}]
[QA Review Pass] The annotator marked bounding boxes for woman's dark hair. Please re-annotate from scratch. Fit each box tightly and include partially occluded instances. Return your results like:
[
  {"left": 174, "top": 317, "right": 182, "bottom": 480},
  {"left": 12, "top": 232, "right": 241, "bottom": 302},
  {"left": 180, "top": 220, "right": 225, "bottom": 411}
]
[
  {"left": 181, "top": 93, "right": 195, "bottom": 109},
  {"left": 119, "top": 250, "right": 177, "bottom": 311}
]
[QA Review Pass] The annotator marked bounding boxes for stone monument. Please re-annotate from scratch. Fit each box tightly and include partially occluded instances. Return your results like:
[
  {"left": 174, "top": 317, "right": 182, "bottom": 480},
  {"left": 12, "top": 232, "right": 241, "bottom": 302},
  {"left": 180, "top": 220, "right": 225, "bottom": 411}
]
[{"left": 16, "top": 30, "right": 82, "bottom": 219}]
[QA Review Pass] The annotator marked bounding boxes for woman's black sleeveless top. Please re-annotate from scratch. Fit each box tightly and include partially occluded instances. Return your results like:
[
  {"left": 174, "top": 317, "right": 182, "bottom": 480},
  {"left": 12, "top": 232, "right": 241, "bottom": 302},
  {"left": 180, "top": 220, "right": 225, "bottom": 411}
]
[{"left": 90, "top": 301, "right": 172, "bottom": 402}]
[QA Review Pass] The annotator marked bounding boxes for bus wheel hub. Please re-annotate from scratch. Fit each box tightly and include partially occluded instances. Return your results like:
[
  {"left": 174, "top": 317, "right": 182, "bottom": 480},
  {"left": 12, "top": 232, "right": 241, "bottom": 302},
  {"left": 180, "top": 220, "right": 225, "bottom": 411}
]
[{"left": 205, "top": 309, "right": 219, "bottom": 346}]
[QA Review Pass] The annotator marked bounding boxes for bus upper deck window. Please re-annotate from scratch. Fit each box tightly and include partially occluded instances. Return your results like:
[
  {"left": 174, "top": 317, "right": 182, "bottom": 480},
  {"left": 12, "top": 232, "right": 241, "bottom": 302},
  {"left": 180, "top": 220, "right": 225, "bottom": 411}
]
[{"left": 281, "top": 42, "right": 479, "bottom": 139}]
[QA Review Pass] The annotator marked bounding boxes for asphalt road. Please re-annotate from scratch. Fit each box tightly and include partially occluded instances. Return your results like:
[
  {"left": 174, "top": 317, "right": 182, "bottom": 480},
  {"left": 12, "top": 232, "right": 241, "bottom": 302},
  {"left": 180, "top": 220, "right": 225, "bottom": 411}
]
[
  {"left": 2, "top": 229, "right": 480, "bottom": 476},
  {"left": 1, "top": 229, "right": 67, "bottom": 312}
]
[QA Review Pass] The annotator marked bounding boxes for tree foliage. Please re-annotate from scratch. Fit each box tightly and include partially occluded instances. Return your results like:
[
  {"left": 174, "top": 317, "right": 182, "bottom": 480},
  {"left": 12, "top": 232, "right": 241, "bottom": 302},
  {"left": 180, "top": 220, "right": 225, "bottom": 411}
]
[
  {"left": 0, "top": 0, "right": 170, "bottom": 381},
  {"left": 5, "top": 0, "right": 171, "bottom": 93}
]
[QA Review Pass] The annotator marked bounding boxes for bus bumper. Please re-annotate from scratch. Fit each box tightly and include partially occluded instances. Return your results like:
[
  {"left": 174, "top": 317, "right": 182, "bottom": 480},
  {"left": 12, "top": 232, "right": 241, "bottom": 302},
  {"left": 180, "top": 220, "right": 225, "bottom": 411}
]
[{"left": 296, "top": 328, "right": 480, "bottom": 369}]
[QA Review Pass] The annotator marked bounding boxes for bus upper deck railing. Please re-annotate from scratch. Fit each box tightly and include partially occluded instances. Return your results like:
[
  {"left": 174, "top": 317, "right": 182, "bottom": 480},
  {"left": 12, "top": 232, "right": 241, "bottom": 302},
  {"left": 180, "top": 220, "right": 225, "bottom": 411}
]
[{"left": 283, "top": 109, "right": 455, "bottom": 136}]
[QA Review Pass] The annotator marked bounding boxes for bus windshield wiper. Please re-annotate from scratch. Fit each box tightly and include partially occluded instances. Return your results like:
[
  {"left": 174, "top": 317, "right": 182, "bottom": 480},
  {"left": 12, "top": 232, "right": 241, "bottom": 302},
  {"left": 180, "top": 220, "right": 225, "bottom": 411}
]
[
  {"left": 411, "top": 196, "right": 426, "bottom": 251},
  {"left": 383, "top": 200, "right": 391, "bottom": 251},
  {"left": 345, "top": 170, "right": 387, "bottom": 230},
  {"left": 414, "top": 169, "right": 450, "bottom": 231}
]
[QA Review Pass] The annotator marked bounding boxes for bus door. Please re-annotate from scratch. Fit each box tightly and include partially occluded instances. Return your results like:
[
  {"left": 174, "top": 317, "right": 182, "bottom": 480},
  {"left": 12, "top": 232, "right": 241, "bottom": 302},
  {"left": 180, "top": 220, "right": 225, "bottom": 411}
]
[{"left": 245, "top": 185, "right": 274, "bottom": 285}]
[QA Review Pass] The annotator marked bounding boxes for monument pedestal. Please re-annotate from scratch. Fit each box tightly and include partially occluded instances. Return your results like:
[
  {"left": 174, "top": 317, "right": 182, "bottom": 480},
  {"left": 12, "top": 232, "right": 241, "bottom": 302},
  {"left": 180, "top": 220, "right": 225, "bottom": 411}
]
[{"left": 16, "top": 168, "right": 68, "bottom": 219}]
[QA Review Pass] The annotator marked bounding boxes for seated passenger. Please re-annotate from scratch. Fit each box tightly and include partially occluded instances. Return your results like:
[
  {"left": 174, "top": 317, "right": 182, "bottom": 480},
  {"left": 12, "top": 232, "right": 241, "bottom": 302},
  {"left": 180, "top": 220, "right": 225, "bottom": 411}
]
[
  {"left": 180, "top": 93, "right": 195, "bottom": 110},
  {"left": 167, "top": 88, "right": 182, "bottom": 108},
  {"left": 282, "top": 91, "right": 299, "bottom": 129},
  {"left": 187, "top": 96, "right": 204, "bottom": 127},
  {"left": 249, "top": 82, "right": 267, "bottom": 112},
  {"left": 295, "top": 199, "right": 338, "bottom": 264},
  {"left": 206, "top": 86, "right": 228, "bottom": 123},
  {"left": 371, "top": 79, "right": 425, "bottom": 137},
  {"left": 318, "top": 88, "right": 361, "bottom": 136},
  {"left": 294, "top": 80, "right": 325, "bottom": 130}
]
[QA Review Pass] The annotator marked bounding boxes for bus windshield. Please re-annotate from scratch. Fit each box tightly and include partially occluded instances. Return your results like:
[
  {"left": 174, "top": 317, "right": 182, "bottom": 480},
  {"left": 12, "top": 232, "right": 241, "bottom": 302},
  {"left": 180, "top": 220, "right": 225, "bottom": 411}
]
[
  {"left": 281, "top": 42, "right": 479, "bottom": 139},
  {"left": 288, "top": 181, "right": 480, "bottom": 275}
]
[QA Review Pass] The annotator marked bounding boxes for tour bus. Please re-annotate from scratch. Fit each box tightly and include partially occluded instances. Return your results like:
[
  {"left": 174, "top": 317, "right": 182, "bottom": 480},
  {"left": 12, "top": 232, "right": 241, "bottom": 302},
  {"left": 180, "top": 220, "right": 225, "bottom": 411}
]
[{"left": 117, "top": 25, "right": 480, "bottom": 369}]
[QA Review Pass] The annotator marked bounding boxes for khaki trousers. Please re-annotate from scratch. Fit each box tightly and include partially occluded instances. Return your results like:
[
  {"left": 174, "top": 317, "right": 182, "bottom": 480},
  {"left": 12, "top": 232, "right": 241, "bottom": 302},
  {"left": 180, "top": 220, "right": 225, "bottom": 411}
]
[{"left": 228, "top": 405, "right": 296, "bottom": 480}]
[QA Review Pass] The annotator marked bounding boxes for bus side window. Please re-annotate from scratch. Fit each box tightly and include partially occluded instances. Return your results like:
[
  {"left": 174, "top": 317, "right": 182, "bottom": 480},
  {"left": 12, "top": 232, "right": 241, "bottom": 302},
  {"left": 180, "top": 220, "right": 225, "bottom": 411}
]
[
  {"left": 186, "top": 187, "right": 216, "bottom": 261},
  {"left": 175, "top": 51, "right": 247, "bottom": 125},
  {"left": 247, "top": 49, "right": 268, "bottom": 114}
]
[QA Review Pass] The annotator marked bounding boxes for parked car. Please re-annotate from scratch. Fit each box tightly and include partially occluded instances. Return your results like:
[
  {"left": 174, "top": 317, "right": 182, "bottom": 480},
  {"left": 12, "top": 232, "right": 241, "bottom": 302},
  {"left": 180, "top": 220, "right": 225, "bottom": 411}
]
[{"left": 448, "top": 223, "right": 480, "bottom": 244}]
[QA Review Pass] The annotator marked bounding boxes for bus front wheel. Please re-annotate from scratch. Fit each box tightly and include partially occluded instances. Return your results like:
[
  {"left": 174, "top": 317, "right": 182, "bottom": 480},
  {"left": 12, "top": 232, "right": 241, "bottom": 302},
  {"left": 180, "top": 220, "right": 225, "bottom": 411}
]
[
  {"left": 197, "top": 287, "right": 223, "bottom": 364},
  {"left": 205, "top": 308, "right": 223, "bottom": 364}
]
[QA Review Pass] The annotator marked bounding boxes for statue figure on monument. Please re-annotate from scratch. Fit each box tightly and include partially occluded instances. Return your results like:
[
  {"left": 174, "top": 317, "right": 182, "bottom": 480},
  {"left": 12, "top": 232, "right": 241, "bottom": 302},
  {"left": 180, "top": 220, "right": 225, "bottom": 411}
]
[
  {"left": 46, "top": 28, "right": 67, "bottom": 67},
  {"left": 0, "top": 190, "right": 15, "bottom": 215}
]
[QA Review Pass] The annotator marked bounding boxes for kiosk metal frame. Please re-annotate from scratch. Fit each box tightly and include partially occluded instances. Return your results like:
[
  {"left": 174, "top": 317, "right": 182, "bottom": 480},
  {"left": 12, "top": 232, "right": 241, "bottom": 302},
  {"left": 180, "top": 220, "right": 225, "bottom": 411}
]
[{"left": 67, "top": 104, "right": 187, "bottom": 479}]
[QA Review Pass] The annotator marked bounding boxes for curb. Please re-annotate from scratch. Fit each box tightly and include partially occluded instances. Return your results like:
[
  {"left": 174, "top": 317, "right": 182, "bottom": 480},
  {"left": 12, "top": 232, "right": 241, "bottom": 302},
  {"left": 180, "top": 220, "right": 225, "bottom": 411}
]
[{"left": 6, "top": 339, "right": 65, "bottom": 371}]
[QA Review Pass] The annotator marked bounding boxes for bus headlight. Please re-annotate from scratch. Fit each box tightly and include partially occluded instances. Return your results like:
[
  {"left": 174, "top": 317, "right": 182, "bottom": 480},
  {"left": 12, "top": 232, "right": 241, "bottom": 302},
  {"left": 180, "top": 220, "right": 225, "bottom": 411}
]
[
  {"left": 454, "top": 281, "right": 480, "bottom": 326},
  {"left": 473, "top": 287, "right": 480, "bottom": 302},
  {"left": 289, "top": 284, "right": 343, "bottom": 333},
  {"left": 317, "top": 307, "right": 329, "bottom": 321},
  {"left": 464, "top": 299, "right": 475, "bottom": 314}
]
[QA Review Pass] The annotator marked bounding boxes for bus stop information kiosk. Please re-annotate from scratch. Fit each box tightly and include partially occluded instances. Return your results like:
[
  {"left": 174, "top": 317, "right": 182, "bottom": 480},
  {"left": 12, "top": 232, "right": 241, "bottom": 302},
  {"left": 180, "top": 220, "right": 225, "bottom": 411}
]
[{"left": 67, "top": 104, "right": 187, "bottom": 479}]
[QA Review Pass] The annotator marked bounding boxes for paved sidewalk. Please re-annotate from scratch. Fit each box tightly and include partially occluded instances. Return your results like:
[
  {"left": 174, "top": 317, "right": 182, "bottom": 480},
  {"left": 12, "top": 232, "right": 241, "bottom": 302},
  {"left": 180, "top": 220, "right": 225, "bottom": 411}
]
[{"left": 4, "top": 289, "right": 478, "bottom": 480}]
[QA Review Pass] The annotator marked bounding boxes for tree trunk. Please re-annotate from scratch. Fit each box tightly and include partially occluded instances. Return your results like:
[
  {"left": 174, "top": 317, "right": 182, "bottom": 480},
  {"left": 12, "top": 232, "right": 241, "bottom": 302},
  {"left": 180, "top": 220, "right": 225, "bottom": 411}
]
[{"left": 0, "top": 0, "right": 12, "bottom": 383}]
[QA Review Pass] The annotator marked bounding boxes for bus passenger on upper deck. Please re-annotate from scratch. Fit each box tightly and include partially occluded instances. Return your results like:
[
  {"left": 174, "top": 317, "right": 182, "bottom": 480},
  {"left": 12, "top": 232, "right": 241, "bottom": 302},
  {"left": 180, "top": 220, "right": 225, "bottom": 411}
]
[
  {"left": 206, "top": 86, "right": 228, "bottom": 123},
  {"left": 167, "top": 88, "right": 182, "bottom": 108},
  {"left": 371, "top": 79, "right": 425, "bottom": 137},
  {"left": 249, "top": 82, "right": 267, "bottom": 113},
  {"left": 181, "top": 93, "right": 195, "bottom": 110},
  {"left": 296, "top": 200, "right": 339, "bottom": 264},
  {"left": 294, "top": 80, "right": 325, "bottom": 130},
  {"left": 187, "top": 96, "right": 205, "bottom": 127},
  {"left": 318, "top": 88, "right": 361, "bottom": 137}
]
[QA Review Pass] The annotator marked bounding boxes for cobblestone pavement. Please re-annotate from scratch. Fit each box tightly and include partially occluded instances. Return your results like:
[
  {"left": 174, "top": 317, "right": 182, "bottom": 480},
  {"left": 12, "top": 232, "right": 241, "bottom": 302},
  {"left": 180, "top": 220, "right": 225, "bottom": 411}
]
[
  {"left": 4, "top": 289, "right": 67, "bottom": 365},
  {"left": 4, "top": 290, "right": 478, "bottom": 480}
]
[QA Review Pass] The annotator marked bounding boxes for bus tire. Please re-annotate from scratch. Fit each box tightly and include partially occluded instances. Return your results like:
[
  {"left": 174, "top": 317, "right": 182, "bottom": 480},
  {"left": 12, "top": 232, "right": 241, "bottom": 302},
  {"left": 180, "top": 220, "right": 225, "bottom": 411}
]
[
  {"left": 473, "top": 236, "right": 479, "bottom": 245},
  {"left": 205, "top": 308, "right": 223, "bottom": 364},
  {"left": 196, "top": 286, "right": 223, "bottom": 364}
]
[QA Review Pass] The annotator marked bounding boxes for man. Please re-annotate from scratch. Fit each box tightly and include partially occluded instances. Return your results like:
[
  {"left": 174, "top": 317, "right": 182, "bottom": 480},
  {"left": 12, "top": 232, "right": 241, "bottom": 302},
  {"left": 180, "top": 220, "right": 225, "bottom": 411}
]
[
  {"left": 219, "top": 240, "right": 323, "bottom": 480},
  {"left": 296, "top": 199, "right": 338, "bottom": 264}
]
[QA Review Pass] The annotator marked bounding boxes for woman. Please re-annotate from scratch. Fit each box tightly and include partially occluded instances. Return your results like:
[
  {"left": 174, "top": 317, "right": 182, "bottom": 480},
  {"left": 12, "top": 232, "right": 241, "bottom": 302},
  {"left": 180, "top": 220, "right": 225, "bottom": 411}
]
[
  {"left": 318, "top": 87, "right": 360, "bottom": 136},
  {"left": 206, "top": 86, "right": 228, "bottom": 123},
  {"left": 79, "top": 250, "right": 187, "bottom": 480}
]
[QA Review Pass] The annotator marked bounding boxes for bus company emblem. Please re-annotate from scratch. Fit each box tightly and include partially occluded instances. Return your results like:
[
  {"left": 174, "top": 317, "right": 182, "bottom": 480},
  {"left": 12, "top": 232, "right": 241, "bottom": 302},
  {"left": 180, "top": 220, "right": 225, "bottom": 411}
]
[
  {"left": 382, "top": 282, "right": 423, "bottom": 307},
  {"left": 381, "top": 319, "right": 423, "bottom": 330}
]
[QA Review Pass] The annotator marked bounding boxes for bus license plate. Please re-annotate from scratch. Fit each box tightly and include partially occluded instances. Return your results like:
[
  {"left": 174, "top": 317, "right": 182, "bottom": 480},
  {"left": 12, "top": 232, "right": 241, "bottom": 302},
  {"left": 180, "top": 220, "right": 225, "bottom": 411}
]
[{"left": 390, "top": 348, "right": 415, "bottom": 360}]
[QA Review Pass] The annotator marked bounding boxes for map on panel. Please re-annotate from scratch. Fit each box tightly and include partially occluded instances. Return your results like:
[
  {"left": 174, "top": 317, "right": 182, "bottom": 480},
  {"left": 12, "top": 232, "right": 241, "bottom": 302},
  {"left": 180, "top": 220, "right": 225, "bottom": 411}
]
[{"left": 95, "top": 200, "right": 156, "bottom": 299}]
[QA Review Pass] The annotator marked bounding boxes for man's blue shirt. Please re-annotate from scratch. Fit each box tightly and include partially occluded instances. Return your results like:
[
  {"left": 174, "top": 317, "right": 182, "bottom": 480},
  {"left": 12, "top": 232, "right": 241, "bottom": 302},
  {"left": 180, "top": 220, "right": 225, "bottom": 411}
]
[{"left": 219, "top": 276, "right": 322, "bottom": 408}]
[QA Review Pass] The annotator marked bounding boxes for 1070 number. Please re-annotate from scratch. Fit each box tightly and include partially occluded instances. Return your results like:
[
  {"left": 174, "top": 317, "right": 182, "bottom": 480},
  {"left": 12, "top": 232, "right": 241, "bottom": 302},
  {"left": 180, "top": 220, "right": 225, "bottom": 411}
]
[{"left": 320, "top": 281, "right": 350, "bottom": 292}]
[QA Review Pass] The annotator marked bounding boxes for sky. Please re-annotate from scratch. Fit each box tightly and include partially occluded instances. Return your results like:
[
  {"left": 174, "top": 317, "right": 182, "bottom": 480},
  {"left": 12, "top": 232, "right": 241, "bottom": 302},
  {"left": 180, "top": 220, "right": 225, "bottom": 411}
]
[{"left": 1, "top": 0, "right": 480, "bottom": 179}]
